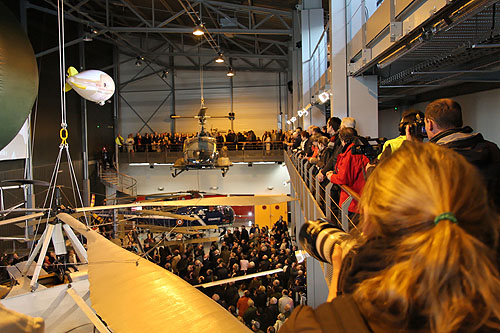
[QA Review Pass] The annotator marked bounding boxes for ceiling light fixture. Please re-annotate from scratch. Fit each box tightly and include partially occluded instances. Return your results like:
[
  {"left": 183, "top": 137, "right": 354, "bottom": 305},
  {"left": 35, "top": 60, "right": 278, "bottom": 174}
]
[
  {"left": 82, "top": 33, "right": 93, "bottom": 42},
  {"left": 193, "top": 24, "right": 204, "bottom": 36},
  {"left": 215, "top": 53, "right": 224, "bottom": 63},
  {"left": 135, "top": 56, "right": 144, "bottom": 67},
  {"left": 226, "top": 67, "right": 235, "bottom": 77}
]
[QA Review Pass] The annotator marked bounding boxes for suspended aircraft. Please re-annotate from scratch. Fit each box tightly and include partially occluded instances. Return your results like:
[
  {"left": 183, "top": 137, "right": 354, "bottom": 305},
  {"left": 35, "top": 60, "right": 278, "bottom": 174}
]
[
  {"left": 171, "top": 108, "right": 232, "bottom": 177},
  {"left": 65, "top": 66, "right": 116, "bottom": 106}
]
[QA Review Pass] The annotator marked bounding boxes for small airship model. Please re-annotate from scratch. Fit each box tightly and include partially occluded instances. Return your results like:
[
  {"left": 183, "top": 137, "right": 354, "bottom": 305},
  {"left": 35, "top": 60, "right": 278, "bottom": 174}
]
[
  {"left": 171, "top": 108, "right": 232, "bottom": 177},
  {"left": 64, "top": 66, "right": 115, "bottom": 105}
]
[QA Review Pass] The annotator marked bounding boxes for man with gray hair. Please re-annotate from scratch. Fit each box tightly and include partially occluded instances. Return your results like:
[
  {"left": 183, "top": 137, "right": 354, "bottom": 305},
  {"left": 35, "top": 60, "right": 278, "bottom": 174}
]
[{"left": 316, "top": 117, "right": 357, "bottom": 182}]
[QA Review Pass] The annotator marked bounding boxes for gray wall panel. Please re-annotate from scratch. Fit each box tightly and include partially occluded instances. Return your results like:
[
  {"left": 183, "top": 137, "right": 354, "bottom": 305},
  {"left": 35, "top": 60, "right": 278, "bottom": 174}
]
[{"left": 118, "top": 53, "right": 285, "bottom": 137}]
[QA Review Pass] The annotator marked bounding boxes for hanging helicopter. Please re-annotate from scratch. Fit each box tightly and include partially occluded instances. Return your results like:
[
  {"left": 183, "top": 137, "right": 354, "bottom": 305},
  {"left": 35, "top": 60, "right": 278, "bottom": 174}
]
[{"left": 171, "top": 107, "right": 232, "bottom": 178}]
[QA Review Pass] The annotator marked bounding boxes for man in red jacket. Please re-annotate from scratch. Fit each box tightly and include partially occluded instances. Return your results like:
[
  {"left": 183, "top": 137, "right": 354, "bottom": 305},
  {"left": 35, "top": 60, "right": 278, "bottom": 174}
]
[{"left": 326, "top": 127, "right": 369, "bottom": 214}]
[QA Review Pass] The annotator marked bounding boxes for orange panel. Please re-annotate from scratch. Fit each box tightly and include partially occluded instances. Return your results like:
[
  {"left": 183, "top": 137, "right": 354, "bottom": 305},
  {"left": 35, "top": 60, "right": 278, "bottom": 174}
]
[{"left": 254, "top": 202, "right": 288, "bottom": 230}]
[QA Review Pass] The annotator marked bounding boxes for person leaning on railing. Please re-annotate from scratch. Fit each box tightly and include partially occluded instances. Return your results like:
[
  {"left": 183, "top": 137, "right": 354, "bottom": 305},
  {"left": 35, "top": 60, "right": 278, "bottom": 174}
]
[
  {"left": 280, "top": 142, "right": 500, "bottom": 332},
  {"left": 326, "top": 127, "right": 369, "bottom": 217}
]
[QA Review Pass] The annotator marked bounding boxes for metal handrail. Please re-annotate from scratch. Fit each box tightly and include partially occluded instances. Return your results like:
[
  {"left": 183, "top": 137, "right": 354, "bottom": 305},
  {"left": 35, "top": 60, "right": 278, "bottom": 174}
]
[
  {"left": 340, "top": 185, "right": 361, "bottom": 203},
  {"left": 122, "top": 140, "right": 285, "bottom": 152},
  {"left": 284, "top": 149, "right": 357, "bottom": 232},
  {"left": 98, "top": 163, "right": 137, "bottom": 196}
]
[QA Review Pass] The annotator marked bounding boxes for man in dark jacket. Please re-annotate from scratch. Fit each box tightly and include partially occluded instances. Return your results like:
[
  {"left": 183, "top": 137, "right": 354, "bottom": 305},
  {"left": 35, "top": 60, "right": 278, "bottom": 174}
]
[{"left": 425, "top": 98, "right": 500, "bottom": 210}]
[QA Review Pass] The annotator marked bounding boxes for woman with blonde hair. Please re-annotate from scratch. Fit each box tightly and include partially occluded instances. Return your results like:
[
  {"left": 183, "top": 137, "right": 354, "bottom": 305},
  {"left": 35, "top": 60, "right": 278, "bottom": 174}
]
[{"left": 281, "top": 142, "right": 500, "bottom": 332}]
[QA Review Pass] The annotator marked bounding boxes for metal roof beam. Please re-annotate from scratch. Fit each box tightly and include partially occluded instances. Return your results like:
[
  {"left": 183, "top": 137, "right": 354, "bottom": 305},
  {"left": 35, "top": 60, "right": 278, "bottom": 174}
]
[
  {"left": 136, "top": 51, "right": 288, "bottom": 60},
  {"left": 195, "top": 0, "right": 292, "bottom": 17},
  {"left": 156, "top": 2, "right": 199, "bottom": 28},
  {"left": 119, "top": 0, "right": 153, "bottom": 27},
  {"left": 201, "top": 1, "right": 248, "bottom": 30},
  {"left": 234, "top": 35, "right": 289, "bottom": 46},
  {"left": 108, "top": 27, "right": 291, "bottom": 35}
]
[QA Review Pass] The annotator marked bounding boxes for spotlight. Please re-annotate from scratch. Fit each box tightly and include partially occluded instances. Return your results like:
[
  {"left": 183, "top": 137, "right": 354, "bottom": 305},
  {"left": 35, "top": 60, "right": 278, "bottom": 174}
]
[
  {"left": 90, "top": 28, "right": 98, "bottom": 34},
  {"left": 298, "top": 110, "right": 304, "bottom": 117},
  {"left": 161, "top": 70, "right": 169, "bottom": 79},
  {"left": 215, "top": 53, "right": 224, "bottom": 63},
  {"left": 286, "top": 120, "right": 291, "bottom": 125},
  {"left": 290, "top": 117, "right": 297, "bottom": 123},
  {"left": 226, "top": 67, "right": 235, "bottom": 77},
  {"left": 318, "top": 91, "right": 330, "bottom": 104},
  {"left": 193, "top": 24, "right": 204, "bottom": 36}
]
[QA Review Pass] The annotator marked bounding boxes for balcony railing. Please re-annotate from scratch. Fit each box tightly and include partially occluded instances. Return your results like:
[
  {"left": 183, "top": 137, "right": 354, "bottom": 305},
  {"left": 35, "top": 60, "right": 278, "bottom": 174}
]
[
  {"left": 284, "top": 149, "right": 359, "bottom": 233},
  {"left": 284, "top": 148, "right": 361, "bottom": 308},
  {"left": 118, "top": 141, "right": 285, "bottom": 164}
]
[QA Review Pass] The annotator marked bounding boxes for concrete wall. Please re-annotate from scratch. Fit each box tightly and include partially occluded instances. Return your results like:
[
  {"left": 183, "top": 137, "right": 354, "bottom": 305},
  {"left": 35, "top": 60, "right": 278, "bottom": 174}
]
[{"left": 120, "top": 163, "right": 291, "bottom": 196}]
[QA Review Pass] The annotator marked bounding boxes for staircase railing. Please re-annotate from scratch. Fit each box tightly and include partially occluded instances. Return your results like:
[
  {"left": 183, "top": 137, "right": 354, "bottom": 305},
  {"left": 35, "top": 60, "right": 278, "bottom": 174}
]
[{"left": 98, "top": 163, "right": 137, "bottom": 197}]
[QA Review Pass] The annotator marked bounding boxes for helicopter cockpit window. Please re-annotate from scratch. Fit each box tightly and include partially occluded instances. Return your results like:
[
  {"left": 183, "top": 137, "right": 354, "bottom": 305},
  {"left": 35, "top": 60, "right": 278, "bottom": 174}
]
[{"left": 185, "top": 137, "right": 217, "bottom": 164}]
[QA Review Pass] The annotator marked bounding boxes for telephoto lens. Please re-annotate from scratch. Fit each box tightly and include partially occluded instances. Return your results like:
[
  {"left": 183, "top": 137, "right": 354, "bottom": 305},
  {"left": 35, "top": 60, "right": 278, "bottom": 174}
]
[{"left": 299, "top": 218, "right": 355, "bottom": 264}]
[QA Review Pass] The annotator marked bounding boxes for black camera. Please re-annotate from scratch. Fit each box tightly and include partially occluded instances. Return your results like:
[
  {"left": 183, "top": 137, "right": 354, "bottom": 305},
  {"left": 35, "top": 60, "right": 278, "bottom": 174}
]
[
  {"left": 398, "top": 113, "right": 427, "bottom": 138},
  {"left": 298, "top": 218, "right": 355, "bottom": 264},
  {"left": 351, "top": 137, "right": 386, "bottom": 163}
]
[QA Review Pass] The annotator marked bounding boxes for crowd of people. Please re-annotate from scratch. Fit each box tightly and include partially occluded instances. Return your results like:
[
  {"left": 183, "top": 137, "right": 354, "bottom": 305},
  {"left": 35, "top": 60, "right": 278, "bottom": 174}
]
[
  {"left": 279, "top": 98, "right": 500, "bottom": 332},
  {"left": 282, "top": 98, "right": 500, "bottom": 220},
  {"left": 134, "top": 218, "right": 304, "bottom": 332},
  {"left": 115, "top": 129, "right": 286, "bottom": 153}
]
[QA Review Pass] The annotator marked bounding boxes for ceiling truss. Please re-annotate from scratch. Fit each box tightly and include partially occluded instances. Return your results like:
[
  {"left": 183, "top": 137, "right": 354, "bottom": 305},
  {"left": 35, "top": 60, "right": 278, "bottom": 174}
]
[{"left": 27, "top": 0, "right": 292, "bottom": 72}]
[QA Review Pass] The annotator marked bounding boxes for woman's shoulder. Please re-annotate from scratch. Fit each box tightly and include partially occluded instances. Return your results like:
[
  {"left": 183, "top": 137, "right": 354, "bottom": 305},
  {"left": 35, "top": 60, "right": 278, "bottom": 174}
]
[{"left": 279, "top": 296, "right": 371, "bottom": 333}]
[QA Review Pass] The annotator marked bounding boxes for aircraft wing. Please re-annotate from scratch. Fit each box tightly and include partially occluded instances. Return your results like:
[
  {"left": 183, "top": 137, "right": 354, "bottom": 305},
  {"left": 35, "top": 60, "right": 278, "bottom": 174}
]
[
  {"left": 57, "top": 213, "right": 250, "bottom": 333},
  {"left": 75, "top": 195, "right": 295, "bottom": 212}
]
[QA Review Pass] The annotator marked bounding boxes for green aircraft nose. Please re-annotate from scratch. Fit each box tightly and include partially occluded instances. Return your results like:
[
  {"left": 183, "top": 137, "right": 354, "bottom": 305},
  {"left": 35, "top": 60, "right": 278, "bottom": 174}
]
[{"left": 0, "top": 3, "right": 39, "bottom": 151}]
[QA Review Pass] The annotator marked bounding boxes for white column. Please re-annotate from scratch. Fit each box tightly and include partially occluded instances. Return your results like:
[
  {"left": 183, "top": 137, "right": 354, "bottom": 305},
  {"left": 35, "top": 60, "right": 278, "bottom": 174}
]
[
  {"left": 348, "top": 76, "right": 378, "bottom": 137},
  {"left": 329, "top": 0, "right": 348, "bottom": 118},
  {"left": 330, "top": 0, "right": 378, "bottom": 136},
  {"left": 301, "top": 0, "right": 324, "bottom": 129}
]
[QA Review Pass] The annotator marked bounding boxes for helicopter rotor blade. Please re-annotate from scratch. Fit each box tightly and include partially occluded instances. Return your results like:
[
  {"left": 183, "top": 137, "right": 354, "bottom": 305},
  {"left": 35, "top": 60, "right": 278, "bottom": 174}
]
[
  {"left": 0, "top": 212, "right": 45, "bottom": 227},
  {"left": 135, "top": 209, "right": 198, "bottom": 221},
  {"left": 74, "top": 195, "right": 294, "bottom": 213}
]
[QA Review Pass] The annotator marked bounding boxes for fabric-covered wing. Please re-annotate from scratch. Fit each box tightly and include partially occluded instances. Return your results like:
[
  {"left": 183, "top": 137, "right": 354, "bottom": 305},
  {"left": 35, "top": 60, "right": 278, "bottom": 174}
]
[{"left": 57, "top": 213, "right": 250, "bottom": 333}]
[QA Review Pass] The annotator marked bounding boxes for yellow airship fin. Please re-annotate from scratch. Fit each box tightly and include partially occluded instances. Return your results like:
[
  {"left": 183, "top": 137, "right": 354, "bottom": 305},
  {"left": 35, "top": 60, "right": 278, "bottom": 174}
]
[
  {"left": 67, "top": 66, "right": 79, "bottom": 77},
  {"left": 65, "top": 66, "right": 87, "bottom": 90}
]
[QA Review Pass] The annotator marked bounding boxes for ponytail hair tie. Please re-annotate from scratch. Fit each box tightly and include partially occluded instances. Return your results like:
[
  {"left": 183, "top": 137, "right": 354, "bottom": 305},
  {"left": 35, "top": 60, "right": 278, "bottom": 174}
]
[{"left": 434, "top": 212, "right": 457, "bottom": 225}]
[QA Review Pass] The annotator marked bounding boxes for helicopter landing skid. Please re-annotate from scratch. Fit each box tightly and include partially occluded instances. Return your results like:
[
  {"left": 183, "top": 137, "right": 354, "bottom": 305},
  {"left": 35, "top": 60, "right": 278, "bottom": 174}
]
[{"left": 171, "top": 168, "right": 187, "bottom": 178}]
